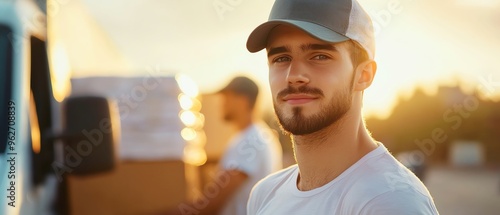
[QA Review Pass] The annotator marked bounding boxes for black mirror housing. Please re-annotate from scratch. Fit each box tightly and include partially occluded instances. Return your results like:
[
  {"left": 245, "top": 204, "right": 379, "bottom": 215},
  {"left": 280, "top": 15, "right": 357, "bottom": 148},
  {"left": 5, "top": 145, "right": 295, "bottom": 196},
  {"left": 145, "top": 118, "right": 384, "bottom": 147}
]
[{"left": 61, "top": 96, "right": 120, "bottom": 175}]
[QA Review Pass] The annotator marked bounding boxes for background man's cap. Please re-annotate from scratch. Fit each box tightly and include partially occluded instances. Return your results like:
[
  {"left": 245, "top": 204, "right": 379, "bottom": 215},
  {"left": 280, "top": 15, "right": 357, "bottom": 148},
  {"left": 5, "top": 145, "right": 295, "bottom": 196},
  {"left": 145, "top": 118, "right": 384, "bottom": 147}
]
[
  {"left": 218, "top": 76, "right": 259, "bottom": 101},
  {"left": 246, "top": 0, "right": 375, "bottom": 59}
]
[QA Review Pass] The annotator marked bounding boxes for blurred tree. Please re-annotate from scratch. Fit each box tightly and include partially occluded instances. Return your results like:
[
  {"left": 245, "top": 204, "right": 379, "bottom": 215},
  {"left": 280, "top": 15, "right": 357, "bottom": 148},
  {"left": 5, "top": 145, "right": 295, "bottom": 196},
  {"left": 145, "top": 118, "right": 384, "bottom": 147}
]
[{"left": 367, "top": 84, "right": 500, "bottom": 164}]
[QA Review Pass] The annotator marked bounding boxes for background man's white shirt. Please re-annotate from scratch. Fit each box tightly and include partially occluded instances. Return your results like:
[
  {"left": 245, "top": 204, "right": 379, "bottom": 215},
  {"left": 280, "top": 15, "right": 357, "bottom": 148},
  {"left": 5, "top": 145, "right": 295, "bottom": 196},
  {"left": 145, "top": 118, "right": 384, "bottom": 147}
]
[
  {"left": 219, "top": 122, "right": 283, "bottom": 215},
  {"left": 247, "top": 144, "right": 439, "bottom": 215}
]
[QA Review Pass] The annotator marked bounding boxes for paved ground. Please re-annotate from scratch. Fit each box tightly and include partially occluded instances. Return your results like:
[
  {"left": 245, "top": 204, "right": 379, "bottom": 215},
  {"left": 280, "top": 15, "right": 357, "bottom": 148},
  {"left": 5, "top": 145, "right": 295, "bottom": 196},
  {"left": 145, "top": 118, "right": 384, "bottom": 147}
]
[{"left": 424, "top": 166, "right": 500, "bottom": 215}]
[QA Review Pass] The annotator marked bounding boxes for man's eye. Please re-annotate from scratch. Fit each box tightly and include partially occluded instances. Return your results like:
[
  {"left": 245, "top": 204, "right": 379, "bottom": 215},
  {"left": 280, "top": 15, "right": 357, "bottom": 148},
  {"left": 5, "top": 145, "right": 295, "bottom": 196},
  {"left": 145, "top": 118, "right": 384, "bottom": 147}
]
[
  {"left": 311, "top": 55, "right": 330, "bottom": 60},
  {"left": 273, "top": 56, "right": 291, "bottom": 63}
]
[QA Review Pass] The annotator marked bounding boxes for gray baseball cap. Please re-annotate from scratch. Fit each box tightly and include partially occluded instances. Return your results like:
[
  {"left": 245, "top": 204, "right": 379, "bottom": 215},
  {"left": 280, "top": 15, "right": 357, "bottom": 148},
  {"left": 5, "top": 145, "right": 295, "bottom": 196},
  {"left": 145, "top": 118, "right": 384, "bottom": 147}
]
[{"left": 246, "top": 0, "right": 375, "bottom": 59}]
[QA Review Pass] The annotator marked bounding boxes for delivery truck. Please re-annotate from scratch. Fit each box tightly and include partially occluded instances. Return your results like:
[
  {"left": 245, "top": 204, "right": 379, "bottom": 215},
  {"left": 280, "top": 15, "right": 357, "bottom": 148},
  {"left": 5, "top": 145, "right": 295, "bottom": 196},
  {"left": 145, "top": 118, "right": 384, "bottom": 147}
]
[
  {"left": 1, "top": 1, "right": 209, "bottom": 214},
  {"left": 0, "top": 0, "right": 120, "bottom": 214}
]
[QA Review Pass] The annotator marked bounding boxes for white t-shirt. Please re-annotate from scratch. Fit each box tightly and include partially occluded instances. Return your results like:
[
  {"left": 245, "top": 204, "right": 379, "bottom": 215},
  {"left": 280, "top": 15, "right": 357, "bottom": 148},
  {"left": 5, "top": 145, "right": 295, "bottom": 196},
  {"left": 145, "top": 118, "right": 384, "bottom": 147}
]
[
  {"left": 219, "top": 122, "right": 283, "bottom": 215},
  {"left": 247, "top": 144, "right": 439, "bottom": 215}
]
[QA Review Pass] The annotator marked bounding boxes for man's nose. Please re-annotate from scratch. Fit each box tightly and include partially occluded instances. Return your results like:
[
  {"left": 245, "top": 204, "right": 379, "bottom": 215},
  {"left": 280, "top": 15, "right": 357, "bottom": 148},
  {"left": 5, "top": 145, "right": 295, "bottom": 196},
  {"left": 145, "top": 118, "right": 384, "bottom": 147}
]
[{"left": 286, "top": 61, "right": 310, "bottom": 87}]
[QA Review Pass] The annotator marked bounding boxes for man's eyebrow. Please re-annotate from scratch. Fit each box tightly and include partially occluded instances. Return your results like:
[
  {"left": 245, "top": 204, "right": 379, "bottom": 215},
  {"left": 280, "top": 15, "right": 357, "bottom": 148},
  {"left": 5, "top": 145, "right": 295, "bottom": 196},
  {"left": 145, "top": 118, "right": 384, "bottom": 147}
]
[
  {"left": 267, "top": 46, "right": 290, "bottom": 57},
  {"left": 301, "top": 43, "right": 338, "bottom": 52},
  {"left": 267, "top": 44, "right": 337, "bottom": 57}
]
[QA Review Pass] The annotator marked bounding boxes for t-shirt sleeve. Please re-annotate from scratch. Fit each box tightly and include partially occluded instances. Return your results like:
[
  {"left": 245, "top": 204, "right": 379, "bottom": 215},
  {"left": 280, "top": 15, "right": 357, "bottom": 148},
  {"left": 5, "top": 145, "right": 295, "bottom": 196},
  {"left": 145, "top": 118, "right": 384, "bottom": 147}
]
[
  {"left": 359, "top": 189, "right": 439, "bottom": 215},
  {"left": 220, "top": 135, "right": 264, "bottom": 176}
]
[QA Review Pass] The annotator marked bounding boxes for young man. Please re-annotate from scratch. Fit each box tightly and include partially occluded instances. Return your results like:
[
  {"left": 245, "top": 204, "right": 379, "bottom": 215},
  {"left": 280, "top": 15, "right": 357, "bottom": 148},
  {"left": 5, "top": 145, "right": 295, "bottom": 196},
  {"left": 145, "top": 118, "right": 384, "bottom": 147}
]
[{"left": 245, "top": 0, "right": 439, "bottom": 214}]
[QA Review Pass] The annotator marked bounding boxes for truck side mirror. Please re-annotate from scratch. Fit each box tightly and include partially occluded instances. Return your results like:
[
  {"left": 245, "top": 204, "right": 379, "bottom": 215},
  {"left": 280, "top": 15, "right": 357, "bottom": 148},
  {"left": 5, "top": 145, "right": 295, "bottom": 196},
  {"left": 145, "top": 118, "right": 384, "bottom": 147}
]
[{"left": 61, "top": 96, "right": 120, "bottom": 175}]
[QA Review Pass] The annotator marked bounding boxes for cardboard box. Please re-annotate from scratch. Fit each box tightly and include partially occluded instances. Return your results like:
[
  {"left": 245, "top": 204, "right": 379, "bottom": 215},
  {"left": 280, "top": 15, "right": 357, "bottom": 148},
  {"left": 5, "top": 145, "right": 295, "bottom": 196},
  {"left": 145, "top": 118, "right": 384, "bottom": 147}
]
[{"left": 67, "top": 160, "right": 200, "bottom": 215}]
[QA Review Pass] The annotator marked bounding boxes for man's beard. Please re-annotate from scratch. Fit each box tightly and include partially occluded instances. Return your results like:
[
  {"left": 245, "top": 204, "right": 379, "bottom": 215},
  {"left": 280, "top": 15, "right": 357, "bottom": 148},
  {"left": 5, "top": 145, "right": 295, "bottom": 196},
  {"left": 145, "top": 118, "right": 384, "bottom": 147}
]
[{"left": 274, "top": 84, "right": 352, "bottom": 136}]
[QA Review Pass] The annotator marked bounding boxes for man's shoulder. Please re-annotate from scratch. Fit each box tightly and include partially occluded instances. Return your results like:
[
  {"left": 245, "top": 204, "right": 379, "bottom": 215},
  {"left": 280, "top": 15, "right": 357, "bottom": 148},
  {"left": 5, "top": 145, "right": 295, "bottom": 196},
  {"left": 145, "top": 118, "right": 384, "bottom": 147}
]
[
  {"left": 325, "top": 148, "right": 438, "bottom": 214},
  {"left": 344, "top": 152, "right": 420, "bottom": 192},
  {"left": 247, "top": 164, "right": 297, "bottom": 214},
  {"left": 357, "top": 185, "right": 439, "bottom": 215},
  {"left": 352, "top": 151, "right": 431, "bottom": 196},
  {"left": 341, "top": 151, "right": 437, "bottom": 213},
  {"left": 254, "top": 164, "right": 296, "bottom": 188},
  {"left": 250, "top": 164, "right": 297, "bottom": 198}
]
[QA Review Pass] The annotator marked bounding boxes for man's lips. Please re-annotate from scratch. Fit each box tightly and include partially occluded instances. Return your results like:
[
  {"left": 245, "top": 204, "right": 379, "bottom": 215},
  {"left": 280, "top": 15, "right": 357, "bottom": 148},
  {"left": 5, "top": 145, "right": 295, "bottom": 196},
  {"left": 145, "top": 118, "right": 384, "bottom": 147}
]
[{"left": 282, "top": 94, "right": 319, "bottom": 105}]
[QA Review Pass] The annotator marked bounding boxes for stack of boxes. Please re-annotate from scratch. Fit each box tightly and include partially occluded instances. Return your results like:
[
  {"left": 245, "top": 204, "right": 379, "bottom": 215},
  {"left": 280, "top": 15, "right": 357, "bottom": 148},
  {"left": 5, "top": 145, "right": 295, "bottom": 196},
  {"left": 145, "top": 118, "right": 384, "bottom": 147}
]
[
  {"left": 68, "top": 74, "right": 205, "bottom": 214},
  {"left": 70, "top": 75, "right": 206, "bottom": 163}
]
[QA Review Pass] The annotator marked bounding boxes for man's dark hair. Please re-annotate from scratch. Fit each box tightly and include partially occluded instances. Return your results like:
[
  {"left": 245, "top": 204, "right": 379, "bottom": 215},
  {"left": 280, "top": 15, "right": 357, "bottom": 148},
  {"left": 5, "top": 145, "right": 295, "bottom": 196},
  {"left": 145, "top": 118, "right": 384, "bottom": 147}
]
[
  {"left": 242, "top": 92, "right": 258, "bottom": 110},
  {"left": 346, "top": 40, "right": 370, "bottom": 91},
  {"left": 219, "top": 76, "right": 259, "bottom": 110}
]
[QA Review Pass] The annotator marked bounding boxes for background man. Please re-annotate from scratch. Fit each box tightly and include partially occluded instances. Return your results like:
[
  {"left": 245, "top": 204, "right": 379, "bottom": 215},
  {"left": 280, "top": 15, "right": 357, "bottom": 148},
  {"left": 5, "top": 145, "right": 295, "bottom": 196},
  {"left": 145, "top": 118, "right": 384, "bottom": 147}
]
[
  {"left": 164, "top": 76, "right": 282, "bottom": 215},
  {"left": 216, "top": 76, "right": 282, "bottom": 215}
]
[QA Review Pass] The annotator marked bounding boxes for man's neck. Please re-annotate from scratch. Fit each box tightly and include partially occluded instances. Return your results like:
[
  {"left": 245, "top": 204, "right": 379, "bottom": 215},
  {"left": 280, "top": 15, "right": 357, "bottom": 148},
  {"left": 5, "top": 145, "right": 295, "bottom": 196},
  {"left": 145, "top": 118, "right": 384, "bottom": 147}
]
[
  {"left": 234, "top": 113, "right": 253, "bottom": 132},
  {"left": 293, "top": 111, "right": 378, "bottom": 191}
]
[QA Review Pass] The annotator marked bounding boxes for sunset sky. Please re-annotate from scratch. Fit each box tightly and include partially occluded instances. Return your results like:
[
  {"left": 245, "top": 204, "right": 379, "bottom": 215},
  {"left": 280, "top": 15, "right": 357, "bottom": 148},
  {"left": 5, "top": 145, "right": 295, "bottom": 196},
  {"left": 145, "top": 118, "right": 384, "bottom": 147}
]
[{"left": 54, "top": 0, "right": 500, "bottom": 118}]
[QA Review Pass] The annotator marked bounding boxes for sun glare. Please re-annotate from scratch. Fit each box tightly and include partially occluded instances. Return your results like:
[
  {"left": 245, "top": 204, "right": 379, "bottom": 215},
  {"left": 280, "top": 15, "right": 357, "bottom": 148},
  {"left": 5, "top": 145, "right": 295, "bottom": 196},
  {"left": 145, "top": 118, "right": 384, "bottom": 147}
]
[
  {"left": 180, "top": 110, "right": 197, "bottom": 127},
  {"left": 181, "top": 127, "right": 197, "bottom": 141},
  {"left": 178, "top": 94, "right": 194, "bottom": 110},
  {"left": 456, "top": 0, "right": 500, "bottom": 7},
  {"left": 176, "top": 74, "right": 199, "bottom": 97},
  {"left": 184, "top": 145, "right": 207, "bottom": 166},
  {"left": 30, "top": 92, "right": 41, "bottom": 154},
  {"left": 49, "top": 43, "right": 71, "bottom": 102}
]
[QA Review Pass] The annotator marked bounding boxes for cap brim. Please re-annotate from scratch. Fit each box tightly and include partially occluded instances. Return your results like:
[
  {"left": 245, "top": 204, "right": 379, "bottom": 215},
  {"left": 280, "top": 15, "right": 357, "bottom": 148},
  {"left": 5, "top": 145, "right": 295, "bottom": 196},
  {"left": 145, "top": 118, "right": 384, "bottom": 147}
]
[{"left": 246, "top": 20, "right": 350, "bottom": 53}]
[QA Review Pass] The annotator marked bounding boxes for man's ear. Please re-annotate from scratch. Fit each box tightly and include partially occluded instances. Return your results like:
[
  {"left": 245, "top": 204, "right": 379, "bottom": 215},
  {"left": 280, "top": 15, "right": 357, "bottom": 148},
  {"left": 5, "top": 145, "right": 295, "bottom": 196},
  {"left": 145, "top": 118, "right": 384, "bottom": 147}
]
[{"left": 353, "top": 60, "right": 377, "bottom": 91}]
